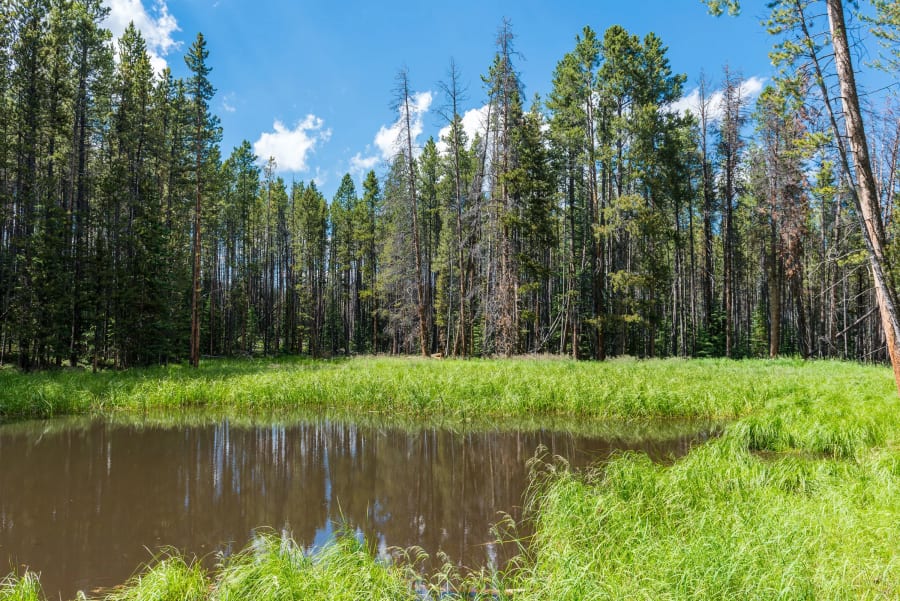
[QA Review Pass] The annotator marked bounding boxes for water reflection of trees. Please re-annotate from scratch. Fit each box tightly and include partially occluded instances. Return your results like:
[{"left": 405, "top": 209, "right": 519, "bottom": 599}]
[{"left": 0, "top": 419, "right": 698, "bottom": 598}]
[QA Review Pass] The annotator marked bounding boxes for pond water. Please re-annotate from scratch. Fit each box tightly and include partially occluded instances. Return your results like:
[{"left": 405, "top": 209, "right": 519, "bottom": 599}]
[{"left": 0, "top": 414, "right": 713, "bottom": 599}]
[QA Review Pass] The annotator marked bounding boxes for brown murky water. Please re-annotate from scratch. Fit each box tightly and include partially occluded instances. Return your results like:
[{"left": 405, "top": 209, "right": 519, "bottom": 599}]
[{"left": 0, "top": 415, "right": 711, "bottom": 599}]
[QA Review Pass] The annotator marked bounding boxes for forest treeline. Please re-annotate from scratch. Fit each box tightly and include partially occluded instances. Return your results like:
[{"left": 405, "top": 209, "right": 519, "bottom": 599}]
[{"left": 1, "top": 1, "right": 898, "bottom": 369}]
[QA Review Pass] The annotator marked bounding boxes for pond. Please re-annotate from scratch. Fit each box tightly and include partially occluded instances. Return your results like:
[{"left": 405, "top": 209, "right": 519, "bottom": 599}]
[{"left": 0, "top": 414, "right": 714, "bottom": 599}]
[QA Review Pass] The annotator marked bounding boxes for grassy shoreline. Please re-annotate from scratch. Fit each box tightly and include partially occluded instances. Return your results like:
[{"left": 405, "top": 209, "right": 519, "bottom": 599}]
[
  {"left": 1, "top": 355, "right": 893, "bottom": 421},
  {"left": 2, "top": 357, "right": 898, "bottom": 600}
]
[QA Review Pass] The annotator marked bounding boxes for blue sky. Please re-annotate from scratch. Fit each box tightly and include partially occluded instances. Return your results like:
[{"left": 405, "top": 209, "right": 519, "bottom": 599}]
[{"left": 101, "top": 1, "right": 795, "bottom": 197}]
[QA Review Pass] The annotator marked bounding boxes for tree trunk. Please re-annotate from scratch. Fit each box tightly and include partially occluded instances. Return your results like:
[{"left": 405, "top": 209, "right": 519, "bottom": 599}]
[
  {"left": 826, "top": 0, "right": 900, "bottom": 394},
  {"left": 190, "top": 133, "right": 202, "bottom": 368},
  {"left": 767, "top": 221, "right": 781, "bottom": 358},
  {"left": 400, "top": 72, "right": 429, "bottom": 357}
]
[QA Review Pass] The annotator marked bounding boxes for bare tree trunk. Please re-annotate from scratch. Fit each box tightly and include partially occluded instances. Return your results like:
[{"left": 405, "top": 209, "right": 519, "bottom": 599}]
[
  {"left": 719, "top": 68, "right": 745, "bottom": 358},
  {"left": 190, "top": 138, "right": 202, "bottom": 368},
  {"left": 398, "top": 69, "right": 429, "bottom": 357},
  {"left": 767, "top": 221, "right": 781, "bottom": 358},
  {"left": 826, "top": 0, "right": 900, "bottom": 393},
  {"left": 586, "top": 73, "right": 605, "bottom": 360},
  {"left": 698, "top": 74, "right": 716, "bottom": 328}
]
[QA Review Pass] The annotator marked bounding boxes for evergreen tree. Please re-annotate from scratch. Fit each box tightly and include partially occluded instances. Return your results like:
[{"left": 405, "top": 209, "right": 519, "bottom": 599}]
[
  {"left": 184, "top": 32, "right": 221, "bottom": 367},
  {"left": 358, "top": 170, "right": 381, "bottom": 352}
]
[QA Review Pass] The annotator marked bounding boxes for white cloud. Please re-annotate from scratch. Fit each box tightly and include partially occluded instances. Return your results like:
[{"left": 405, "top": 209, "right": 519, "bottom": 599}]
[
  {"left": 373, "top": 91, "right": 433, "bottom": 160},
  {"left": 348, "top": 90, "right": 433, "bottom": 178},
  {"left": 741, "top": 76, "right": 766, "bottom": 98},
  {"left": 436, "top": 104, "right": 490, "bottom": 154},
  {"left": 669, "top": 75, "right": 766, "bottom": 121},
  {"left": 311, "top": 167, "right": 328, "bottom": 189},
  {"left": 349, "top": 152, "right": 380, "bottom": 177},
  {"left": 103, "top": 0, "right": 180, "bottom": 73},
  {"left": 221, "top": 92, "right": 236, "bottom": 113},
  {"left": 253, "top": 115, "right": 331, "bottom": 173}
]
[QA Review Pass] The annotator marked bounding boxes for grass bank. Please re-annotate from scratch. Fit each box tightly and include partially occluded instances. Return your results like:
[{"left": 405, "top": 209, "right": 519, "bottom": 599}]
[
  {"left": 0, "top": 355, "right": 893, "bottom": 424},
  {"left": 1, "top": 357, "right": 898, "bottom": 599},
  {"left": 2, "top": 535, "right": 420, "bottom": 601}
]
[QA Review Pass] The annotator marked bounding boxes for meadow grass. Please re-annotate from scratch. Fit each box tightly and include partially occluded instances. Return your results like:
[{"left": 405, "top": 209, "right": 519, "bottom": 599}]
[
  {"left": 0, "top": 355, "right": 893, "bottom": 424},
  {"left": 512, "top": 443, "right": 899, "bottom": 600},
  {"left": 501, "top": 357, "right": 900, "bottom": 599},
  {"left": 0, "top": 573, "right": 43, "bottom": 601},
  {"left": 2, "top": 356, "right": 899, "bottom": 599},
  {"left": 213, "top": 532, "right": 414, "bottom": 601},
  {"left": 102, "top": 554, "right": 208, "bottom": 601}
]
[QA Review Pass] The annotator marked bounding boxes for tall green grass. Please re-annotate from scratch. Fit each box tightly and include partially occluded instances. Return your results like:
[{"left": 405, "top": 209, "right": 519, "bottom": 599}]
[
  {"left": 10, "top": 534, "right": 421, "bottom": 601},
  {"left": 5, "top": 533, "right": 515, "bottom": 601},
  {"left": 511, "top": 445, "right": 899, "bottom": 599},
  {"left": 214, "top": 533, "right": 412, "bottom": 601},
  {"left": 1, "top": 356, "right": 894, "bottom": 425},
  {"left": 2, "top": 357, "right": 899, "bottom": 599},
  {"left": 0, "top": 573, "right": 43, "bottom": 601},
  {"left": 509, "top": 381, "right": 900, "bottom": 600},
  {"left": 103, "top": 554, "right": 207, "bottom": 601}
]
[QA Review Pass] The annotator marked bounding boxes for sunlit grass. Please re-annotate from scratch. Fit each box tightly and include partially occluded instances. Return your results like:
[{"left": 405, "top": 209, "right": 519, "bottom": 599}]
[
  {"left": 102, "top": 553, "right": 207, "bottom": 601},
  {"left": 509, "top": 390, "right": 900, "bottom": 600},
  {"left": 2, "top": 356, "right": 898, "bottom": 599},
  {"left": 0, "top": 573, "right": 43, "bottom": 601},
  {"left": 1, "top": 356, "right": 894, "bottom": 427},
  {"left": 214, "top": 532, "right": 413, "bottom": 601}
]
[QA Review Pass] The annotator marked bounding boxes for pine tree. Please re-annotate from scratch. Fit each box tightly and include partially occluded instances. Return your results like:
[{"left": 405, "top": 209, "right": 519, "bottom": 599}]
[
  {"left": 483, "top": 20, "right": 524, "bottom": 356},
  {"left": 506, "top": 100, "right": 556, "bottom": 352},
  {"left": 393, "top": 68, "right": 430, "bottom": 356},
  {"left": 356, "top": 171, "right": 380, "bottom": 352},
  {"left": 184, "top": 32, "right": 221, "bottom": 367}
]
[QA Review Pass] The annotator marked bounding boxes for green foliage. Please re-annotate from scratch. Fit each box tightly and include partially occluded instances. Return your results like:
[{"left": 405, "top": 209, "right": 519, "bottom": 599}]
[
  {"left": 702, "top": 0, "right": 741, "bottom": 17},
  {"left": 864, "top": 0, "right": 900, "bottom": 71},
  {"left": 0, "top": 8, "right": 888, "bottom": 367},
  {"left": 750, "top": 302, "right": 768, "bottom": 357},
  {"left": 694, "top": 308, "right": 726, "bottom": 357}
]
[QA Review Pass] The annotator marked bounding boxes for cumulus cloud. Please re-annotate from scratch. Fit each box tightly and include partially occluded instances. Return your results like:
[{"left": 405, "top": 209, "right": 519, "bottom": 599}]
[
  {"left": 349, "top": 152, "right": 380, "bottom": 177},
  {"left": 221, "top": 92, "right": 237, "bottom": 113},
  {"left": 103, "top": 0, "right": 180, "bottom": 73},
  {"left": 669, "top": 75, "right": 766, "bottom": 121},
  {"left": 253, "top": 115, "right": 332, "bottom": 173},
  {"left": 436, "top": 104, "right": 490, "bottom": 154},
  {"left": 349, "top": 90, "right": 433, "bottom": 178},
  {"left": 311, "top": 167, "right": 328, "bottom": 189},
  {"left": 374, "top": 91, "right": 433, "bottom": 160}
]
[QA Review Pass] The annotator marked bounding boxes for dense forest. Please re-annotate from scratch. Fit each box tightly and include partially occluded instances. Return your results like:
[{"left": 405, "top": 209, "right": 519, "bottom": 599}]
[{"left": 1, "top": 0, "right": 898, "bottom": 369}]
